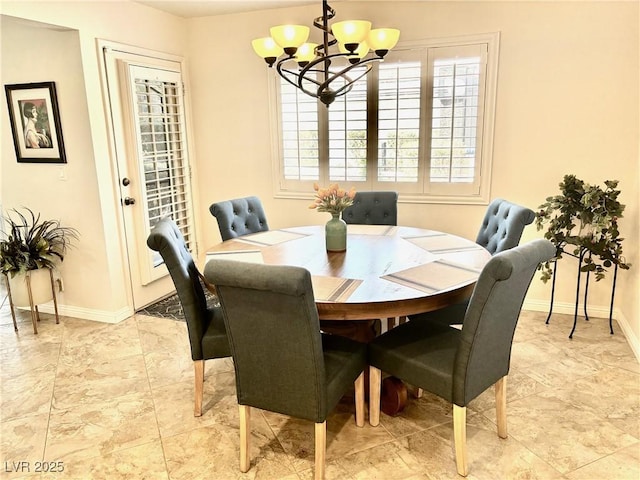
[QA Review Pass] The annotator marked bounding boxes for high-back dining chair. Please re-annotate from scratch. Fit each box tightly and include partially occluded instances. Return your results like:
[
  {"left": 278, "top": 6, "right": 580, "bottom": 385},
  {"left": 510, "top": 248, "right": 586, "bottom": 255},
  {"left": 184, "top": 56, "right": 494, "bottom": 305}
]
[
  {"left": 368, "top": 239, "right": 556, "bottom": 477},
  {"left": 341, "top": 191, "right": 398, "bottom": 226},
  {"left": 146, "top": 218, "right": 231, "bottom": 417},
  {"left": 410, "top": 198, "right": 536, "bottom": 328},
  {"left": 205, "top": 259, "right": 367, "bottom": 480},
  {"left": 209, "top": 196, "right": 269, "bottom": 241},
  {"left": 340, "top": 190, "right": 399, "bottom": 334},
  {"left": 476, "top": 198, "right": 535, "bottom": 255}
]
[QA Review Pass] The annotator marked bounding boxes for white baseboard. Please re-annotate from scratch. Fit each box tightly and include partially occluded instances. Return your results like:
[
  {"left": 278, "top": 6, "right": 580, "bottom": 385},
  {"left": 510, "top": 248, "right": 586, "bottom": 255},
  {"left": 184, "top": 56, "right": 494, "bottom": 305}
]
[
  {"left": 25, "top": 303, "right": 133, "bottom": 324},
  {"left": 523, "top": 298, "right": 613, "bottom": 319},
  {"left": 523, "top": 299, "right": 640, "bottom": 362},
  {"left": 615, "top": 310, "right": 640, "bottom": 362}
]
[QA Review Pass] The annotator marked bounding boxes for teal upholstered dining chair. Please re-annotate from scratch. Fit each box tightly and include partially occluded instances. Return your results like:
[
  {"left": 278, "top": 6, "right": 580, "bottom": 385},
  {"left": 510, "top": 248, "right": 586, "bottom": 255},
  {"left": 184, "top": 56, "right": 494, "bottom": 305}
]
[
  {"left": 410, "top": 198, "right": 536, "bottom": 328},
  {"left": 341, "top": 191, "right": 398, "bottom": 226},
  {"left": 205, "top": 259, "right": 367, "bottom": 480},
  {"left": 338, "top": 190, "right": 400, "bottom": 334},
  {"left": 146, "top": 218, "right": 231, "bottom": 417},
  {"left": 476, "top": 198, "right": 535, "bottom": 255},
  {"left": 368, "top": 239, "right": 556, "bottom": 477},
  {"left": 209, "top": 196, "right": 269, "bottom": 241}
]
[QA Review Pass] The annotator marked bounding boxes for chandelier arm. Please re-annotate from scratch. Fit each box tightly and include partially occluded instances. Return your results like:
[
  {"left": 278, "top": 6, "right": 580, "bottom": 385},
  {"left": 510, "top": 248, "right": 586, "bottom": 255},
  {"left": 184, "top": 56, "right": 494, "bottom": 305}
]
[
  {"left": 291, "top": 67, "right": 357, "bottom": 96},
  {"left": 330, "top": 81, "right": 355, "bottom": 99},
  {"left": 320, "top": 67, "right": 369, "bottom": 99},
  {"left": 276, "top": 56, "right": 325, "bottom": 90},
  {"left": 277, "top": 61, "right": 326, "bottom": 99},
  {"left": 297, "top": 72, "right": 323, "bottom": 88},
  {"left": 294, "top": 51, "right": 358, "bottom": 91},
  {"left": 276, "top": 58, "right": 304, "bottom": 91},
  {"left": 317, "top": 58, "right": 378, "bottom": 97},
  {"left": 298, "top": 51, "right": 369, "bottom": 79}
]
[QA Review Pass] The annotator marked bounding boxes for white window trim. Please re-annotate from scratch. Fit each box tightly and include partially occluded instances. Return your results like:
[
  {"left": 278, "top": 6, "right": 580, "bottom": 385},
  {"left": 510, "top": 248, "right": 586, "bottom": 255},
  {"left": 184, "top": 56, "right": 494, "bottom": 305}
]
[{"left": 269, "top": 32, "right": 500, "bottom": 205}]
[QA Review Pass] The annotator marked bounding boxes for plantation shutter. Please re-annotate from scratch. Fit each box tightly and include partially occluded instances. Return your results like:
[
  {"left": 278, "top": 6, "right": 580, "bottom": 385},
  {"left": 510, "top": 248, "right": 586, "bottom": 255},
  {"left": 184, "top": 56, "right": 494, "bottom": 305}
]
[
  {"left": 327, "top": 66, "right": 368, "bottom": 182},
  {"left": 377, "top": 54, "right": 422, "bottom": 184},
  {"left": 427, "top": 44, "right": 487, "bottom": 195},
  {"left": 280, "top": 79, "right": 320, "bottom": 182}
]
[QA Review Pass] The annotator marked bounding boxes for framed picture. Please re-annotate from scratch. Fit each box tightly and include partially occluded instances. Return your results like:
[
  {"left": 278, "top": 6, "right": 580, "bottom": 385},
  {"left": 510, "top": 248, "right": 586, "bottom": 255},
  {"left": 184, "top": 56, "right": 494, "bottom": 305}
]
[{"left": 4, "top": 82, "right": 66, "bottom": 163}]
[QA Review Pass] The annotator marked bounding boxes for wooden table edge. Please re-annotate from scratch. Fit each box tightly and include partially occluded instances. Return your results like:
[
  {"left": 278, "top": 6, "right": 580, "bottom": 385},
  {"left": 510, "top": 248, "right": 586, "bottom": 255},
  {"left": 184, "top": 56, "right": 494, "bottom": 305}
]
[{"left": 316, "top": 283, "right": 475, "bottom": 320}]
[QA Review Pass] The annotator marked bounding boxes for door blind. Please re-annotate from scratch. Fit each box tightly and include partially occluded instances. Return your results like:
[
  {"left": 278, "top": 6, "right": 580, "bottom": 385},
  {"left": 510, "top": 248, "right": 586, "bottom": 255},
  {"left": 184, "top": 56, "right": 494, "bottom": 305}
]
[{"left": 132, "top": 74, "right": 194, "bottom": 257}]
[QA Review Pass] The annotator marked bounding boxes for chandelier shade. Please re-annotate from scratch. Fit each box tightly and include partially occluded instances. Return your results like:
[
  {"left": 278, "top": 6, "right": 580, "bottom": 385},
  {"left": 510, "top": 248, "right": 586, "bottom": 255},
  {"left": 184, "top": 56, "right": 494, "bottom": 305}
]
[
  {"left": 251, "top": 37, "right": 284, "bottom": 66},
  {"left": 270, "top": 25, "right": 310, "bottom": 53},
  {"left": 296, "top": 42, "right": 319, "bottom": 64},
  {"left": 331, "top": 20, "right": 371, "bottom": 51},
  {"left": 252, "top": 0, "right": 399, "bottom": 106},
  {"left": 367, "top": 28, "right": 400, "bottom": 55}
]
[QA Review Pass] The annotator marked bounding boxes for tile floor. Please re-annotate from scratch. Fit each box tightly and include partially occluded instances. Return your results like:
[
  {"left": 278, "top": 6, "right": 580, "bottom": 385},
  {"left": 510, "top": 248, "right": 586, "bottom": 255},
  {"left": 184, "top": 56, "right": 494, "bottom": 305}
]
[{"left": 1, "top": 291, "right": 639, "bottom": 479}]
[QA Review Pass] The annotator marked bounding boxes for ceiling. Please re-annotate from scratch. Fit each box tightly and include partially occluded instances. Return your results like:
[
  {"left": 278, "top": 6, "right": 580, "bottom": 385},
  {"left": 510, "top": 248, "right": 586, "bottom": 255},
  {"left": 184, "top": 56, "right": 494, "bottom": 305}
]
[{"left": 134, "top": 1, "right": 320, "bottom": 18}]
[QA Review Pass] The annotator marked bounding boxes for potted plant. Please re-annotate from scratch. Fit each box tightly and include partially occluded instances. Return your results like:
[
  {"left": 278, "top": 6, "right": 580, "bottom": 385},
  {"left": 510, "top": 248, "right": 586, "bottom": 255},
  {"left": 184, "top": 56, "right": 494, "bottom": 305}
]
[
  {"left": 308, "top": 183, "right": 356, "bottom": 252},
  {"left": 535, "top": 174, "right": 631, "bottom": 282},
  {"left": 0, "top": 208, "right": 78, "bottom": 307}
]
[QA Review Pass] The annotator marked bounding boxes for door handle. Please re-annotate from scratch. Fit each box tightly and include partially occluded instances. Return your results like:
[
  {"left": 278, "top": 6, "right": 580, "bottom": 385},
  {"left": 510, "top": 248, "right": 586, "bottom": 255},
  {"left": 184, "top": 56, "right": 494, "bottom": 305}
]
[
  {"left": 123, "top": 197, "right": 136, "bottom": 206},
  {"left": 122, "top": 177, "right": 131, "bottom": 186}
]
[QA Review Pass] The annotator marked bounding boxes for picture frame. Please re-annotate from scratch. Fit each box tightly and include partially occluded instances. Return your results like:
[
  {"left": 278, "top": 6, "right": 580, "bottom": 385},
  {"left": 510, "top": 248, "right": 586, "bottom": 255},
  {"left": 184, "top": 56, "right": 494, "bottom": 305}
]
[{"left": 4, "top": 82, "right": 66, "bottom": 164}]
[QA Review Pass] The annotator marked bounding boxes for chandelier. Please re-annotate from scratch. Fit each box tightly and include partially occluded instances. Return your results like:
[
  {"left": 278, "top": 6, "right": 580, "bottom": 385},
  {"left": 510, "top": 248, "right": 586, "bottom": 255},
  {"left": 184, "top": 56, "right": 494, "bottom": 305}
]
[{"left": 252, "top": 0, "right": 399, "bottom": 106}]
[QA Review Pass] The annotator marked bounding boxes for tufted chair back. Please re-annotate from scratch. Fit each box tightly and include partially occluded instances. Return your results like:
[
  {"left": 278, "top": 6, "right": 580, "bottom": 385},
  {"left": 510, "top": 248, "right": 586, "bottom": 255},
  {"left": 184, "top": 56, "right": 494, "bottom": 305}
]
[
  {"left": 475, "top": 198, "right": 535, "bottom": 255},
  {"left": 341, "top": 191, "right": 398, "bottom": 226},
  {"left": 209, "top": 196, "right": 269, "bottom": 241}
]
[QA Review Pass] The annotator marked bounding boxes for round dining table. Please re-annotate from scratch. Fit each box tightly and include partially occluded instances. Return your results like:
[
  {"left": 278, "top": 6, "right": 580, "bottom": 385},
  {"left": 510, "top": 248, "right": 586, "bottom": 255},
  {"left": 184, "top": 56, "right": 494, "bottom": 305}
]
[
  {"left": 206, "top": 224, "right": 491, "bottom": 321},
  {"left": 206, "top": 224, "right": 491, "bottom": 415}
]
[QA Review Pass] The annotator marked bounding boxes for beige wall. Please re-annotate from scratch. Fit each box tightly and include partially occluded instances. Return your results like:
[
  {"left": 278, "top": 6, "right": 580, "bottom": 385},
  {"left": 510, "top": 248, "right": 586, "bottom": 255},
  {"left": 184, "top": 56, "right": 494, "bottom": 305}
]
[
  {"left": 1, "top": 1, "right": 188, "bottom": 319},
  {"left": 1, "top": 17, "right": 109, "bottom": 310},
  {"left": 0, "top": 1, "right": 638, "bottom": 353}
]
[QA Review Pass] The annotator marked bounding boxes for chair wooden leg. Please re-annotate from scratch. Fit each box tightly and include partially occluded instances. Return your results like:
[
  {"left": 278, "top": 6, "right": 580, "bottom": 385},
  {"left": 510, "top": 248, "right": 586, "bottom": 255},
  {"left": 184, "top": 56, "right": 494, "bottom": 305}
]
[
  {"left": 495, "top": 376, "right": 508, "bottom": 439},
  {"left": 354, "top": 371, "right": 365, "bottom": 427},
  {"left": 239, "top": 405, "right": 251, "bottom": 473},
  {"left": 453, "top": 404, "right": 468, "bottom": 477},
  {"left": 314, "top": 421, "right": 326, "bottom": 480},
  {"left": 369, "top": 366, "right": 382, "bottom": 426},
  {"left": 193, "top": 360, "right": 204, "bottom": 417}
]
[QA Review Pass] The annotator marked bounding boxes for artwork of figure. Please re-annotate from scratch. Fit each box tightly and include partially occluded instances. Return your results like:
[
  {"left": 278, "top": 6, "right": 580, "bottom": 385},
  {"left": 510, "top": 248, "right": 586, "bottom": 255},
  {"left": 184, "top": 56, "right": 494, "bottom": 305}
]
[
  {"left": 20, "top": 100, "right": 52, "bottom": 148},
  {"left": 6, "top": 82, "right": 67, "bottom": 163}
]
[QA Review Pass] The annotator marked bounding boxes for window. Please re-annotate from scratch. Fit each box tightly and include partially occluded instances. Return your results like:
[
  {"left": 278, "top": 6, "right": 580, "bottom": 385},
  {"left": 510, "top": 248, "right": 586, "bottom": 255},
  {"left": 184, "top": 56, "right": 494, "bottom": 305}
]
[{"left": 272, "top": 33, "right": 499, "bottom": 203}]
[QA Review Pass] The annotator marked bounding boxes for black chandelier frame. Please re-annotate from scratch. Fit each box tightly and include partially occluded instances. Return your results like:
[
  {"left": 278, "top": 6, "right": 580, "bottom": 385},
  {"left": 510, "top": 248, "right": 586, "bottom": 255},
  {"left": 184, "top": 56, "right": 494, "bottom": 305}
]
[{"left": 273, "top": 0, "right": 390, "bottom": 106}]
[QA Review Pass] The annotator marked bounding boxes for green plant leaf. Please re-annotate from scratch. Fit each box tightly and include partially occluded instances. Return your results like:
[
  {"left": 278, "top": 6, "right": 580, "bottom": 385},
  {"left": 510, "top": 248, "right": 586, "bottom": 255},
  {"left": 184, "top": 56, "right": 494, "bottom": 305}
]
[
  {"left": 0, "top": 207, "right": 79, "bottom": 275},
  {"left": 535, "top": 175, "right": 630, "bottom": 282}
]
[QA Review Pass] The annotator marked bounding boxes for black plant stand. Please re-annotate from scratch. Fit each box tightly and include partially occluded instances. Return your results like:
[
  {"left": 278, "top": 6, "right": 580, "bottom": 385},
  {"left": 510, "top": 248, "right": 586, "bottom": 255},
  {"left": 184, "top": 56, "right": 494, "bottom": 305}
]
[{"left": 546, "top": 247, "right": 618, "bottom": 338}]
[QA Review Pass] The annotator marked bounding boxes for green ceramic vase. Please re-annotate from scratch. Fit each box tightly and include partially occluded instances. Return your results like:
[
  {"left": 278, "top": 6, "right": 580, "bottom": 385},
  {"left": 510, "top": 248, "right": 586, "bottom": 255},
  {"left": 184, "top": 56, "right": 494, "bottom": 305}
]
[{"left": 325, "top": 213, "right": 347, "bottom": 252}]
